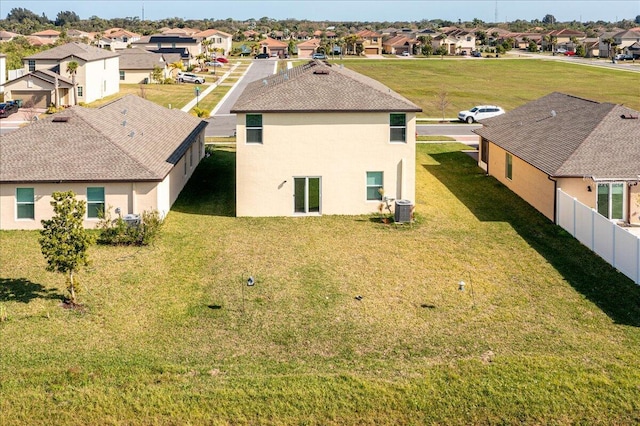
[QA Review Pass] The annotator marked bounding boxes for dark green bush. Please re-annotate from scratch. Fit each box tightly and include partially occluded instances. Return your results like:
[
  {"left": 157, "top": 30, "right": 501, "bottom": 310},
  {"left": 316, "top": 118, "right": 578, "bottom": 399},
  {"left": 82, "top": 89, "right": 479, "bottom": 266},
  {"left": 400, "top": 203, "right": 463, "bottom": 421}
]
[{"left": 97, "top": 209, "right": 164, "bottom": 246}]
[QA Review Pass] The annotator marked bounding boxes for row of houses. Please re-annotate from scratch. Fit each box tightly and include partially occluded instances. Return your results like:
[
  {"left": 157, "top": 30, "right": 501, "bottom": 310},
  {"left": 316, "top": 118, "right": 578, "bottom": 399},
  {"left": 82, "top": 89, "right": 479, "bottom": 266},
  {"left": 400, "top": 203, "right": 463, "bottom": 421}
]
[
  {"left": 1, "top": 57, "right": 639, "bottom": 233},
  {"left": 0, "top": 27, "right": 234, "bottom": 56}
]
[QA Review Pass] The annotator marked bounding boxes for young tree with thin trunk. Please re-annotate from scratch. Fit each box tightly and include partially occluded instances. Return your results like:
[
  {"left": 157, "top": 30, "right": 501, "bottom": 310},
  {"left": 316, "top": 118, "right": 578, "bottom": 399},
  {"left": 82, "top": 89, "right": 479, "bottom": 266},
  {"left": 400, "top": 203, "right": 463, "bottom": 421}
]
[
  {"left": 39, "top": 191, "right": 93, "bottom": 305},
  {"left": 66, "top": 60, "right": 79, "bottom": 105}
]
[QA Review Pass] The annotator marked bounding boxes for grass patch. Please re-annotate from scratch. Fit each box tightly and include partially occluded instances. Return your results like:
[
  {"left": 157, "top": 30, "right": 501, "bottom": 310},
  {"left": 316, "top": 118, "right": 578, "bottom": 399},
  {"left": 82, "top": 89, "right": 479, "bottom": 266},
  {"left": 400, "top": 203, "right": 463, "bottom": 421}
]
[
  {"left": 89, "top": 83, "right": 201, "bottom": 110},
  {"left": 417, "top": 135, "right": 456, "bottom": 142},
  {"left": 340, "top": 59, "right": 640, "bottom": 117},
  {"left": 205, "top": 136, "right": 236, "bottom": 144},
  {"left": 2, "top": 144, "right": 640, "bottom": 424},
  {"left": 189, "top": 85, "right": 231, "bottom": 114}
]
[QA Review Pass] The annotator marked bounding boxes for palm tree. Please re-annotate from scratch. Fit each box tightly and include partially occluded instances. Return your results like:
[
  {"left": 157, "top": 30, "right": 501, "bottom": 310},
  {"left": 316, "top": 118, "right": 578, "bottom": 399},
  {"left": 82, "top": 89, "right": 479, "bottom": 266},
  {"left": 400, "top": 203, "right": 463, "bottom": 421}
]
[
  {"left": 66, "top": 60, "right": 79, "bottom": 105},
  {"left": 603, "top": 37, "right": 616, "bottom": 59}
]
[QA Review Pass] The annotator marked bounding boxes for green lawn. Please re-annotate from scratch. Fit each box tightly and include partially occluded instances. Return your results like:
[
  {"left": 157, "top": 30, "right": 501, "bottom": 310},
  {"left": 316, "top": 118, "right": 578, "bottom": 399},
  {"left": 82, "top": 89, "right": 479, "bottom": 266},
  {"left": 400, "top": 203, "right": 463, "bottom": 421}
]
[
  {"left": 2, "top": 144, "right": 640, "bottom": 424},
  {"left": 339, "top": 59, "right": 640, "bottom": 117},
  {"left": 89, "top": 83, "right": 201, "bottom": 110}
]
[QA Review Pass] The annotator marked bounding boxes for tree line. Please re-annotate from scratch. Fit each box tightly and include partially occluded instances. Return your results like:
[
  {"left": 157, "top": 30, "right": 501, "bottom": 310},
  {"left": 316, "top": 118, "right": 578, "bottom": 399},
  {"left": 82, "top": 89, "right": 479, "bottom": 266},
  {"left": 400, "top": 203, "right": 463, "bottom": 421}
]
[{"left": 2, "top": 7, "right": 639, "bottom": 38}]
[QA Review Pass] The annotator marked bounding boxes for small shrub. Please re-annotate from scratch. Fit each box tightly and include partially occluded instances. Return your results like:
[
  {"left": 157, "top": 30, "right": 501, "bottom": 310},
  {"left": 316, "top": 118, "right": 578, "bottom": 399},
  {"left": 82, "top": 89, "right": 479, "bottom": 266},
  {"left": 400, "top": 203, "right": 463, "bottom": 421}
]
[
  {"left": 191, "top": 107, "right": 211, "bottom": 118},
  {"left": 162, "top": 78, "right": 175, "bottom": 84},
  {"left": 97, "top": 207, "right": 164, "bottom": 246}
]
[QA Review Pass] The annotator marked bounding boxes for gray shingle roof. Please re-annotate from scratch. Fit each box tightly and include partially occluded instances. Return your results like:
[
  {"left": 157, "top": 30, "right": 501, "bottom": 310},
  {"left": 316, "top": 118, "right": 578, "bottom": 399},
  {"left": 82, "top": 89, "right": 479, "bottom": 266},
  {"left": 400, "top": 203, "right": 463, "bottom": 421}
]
[
  {"left": 231, "top": 60, "right": 421, "bottom": 113},
  {"left": 118, "top": 49, "right": 167, "bottom": 70},
  {"left": 474, "top": 92, "right": 640, "bottom": 179},
  {"left": 25, "top": 42, "right": 119, "bottom": 61},
  {"left": 0, "top": 95, "right": 207, "bottom": 183}
]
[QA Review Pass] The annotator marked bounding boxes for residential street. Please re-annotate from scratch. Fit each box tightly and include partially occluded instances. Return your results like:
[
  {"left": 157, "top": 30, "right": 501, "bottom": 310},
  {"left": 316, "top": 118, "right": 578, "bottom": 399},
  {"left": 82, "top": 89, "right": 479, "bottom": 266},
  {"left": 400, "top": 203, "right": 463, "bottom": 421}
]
[{"left": 205, "top": 59, "right": 278, "bottom": 137}]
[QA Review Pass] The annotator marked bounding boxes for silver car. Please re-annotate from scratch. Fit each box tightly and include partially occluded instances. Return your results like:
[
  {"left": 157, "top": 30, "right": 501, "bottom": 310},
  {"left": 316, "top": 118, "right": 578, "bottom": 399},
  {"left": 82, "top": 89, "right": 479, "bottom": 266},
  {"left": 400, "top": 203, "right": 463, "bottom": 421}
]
[{"left": 177, "top": 72, "right": 205, "bottom": 84}]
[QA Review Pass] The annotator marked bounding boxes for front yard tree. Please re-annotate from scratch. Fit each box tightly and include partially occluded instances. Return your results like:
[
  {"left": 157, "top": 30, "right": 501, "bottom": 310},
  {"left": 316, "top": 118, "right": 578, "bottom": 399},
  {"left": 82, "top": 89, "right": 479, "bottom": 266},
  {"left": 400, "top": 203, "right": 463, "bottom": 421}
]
[
  {"left": 66, "top": 60, "right": 78, "bottom": 105},
  {"left": 39, "top": 191, "right": 93, "bottom": 305}
]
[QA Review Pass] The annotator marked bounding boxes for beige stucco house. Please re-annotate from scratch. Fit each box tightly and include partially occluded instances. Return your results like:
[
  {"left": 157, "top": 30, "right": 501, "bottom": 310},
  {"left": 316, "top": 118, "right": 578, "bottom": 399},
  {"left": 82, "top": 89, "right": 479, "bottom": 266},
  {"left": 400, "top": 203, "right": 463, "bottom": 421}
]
[
  {"left": 475, "top": 92, "right": 640, "bottom": 225},
  {"left": 4, "top": 42, "right": 119, "bottom": 106},
  {"left": 231, "top": 60, "right": 421, "bottom": 217},
  {"left": 356, "top": 30, "right": 383, "bottom": 55},
  {"left": 0, "top": 95, "right": 207, "bottom": 230},
  {"left": 194, "top": 29, "right": 233, "bottom": 56},
  {"left": 118, "top": 48, "right": 169, "bottom": 84}
]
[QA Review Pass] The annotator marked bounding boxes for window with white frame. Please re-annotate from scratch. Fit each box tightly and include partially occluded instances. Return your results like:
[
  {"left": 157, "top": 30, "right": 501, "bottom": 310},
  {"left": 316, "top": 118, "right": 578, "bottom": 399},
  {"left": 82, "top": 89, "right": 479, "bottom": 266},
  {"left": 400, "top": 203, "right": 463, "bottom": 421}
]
[
  {"left": 119, "top": 70, "right": 125, "bottom": 80},
  {"left": 16, "top": 188, "right": 35, "bottom": 220},
  {"left": 366, "top": 172, "right": 383, "bottom": 201},
  {"left": 77, "top": 86, "right": 83, "bottom": 97},
  {"left": 87, "top": 187, "right": 105, "bottom": 219},
  {"left": 390, "top": 113, "right": 406, "bottom": 143},
  {"left": 28, "top": 60, "right": 35, "bottom": 72},
  {"left": 246, "top": 114, "right": 263, "bottom": 143}
]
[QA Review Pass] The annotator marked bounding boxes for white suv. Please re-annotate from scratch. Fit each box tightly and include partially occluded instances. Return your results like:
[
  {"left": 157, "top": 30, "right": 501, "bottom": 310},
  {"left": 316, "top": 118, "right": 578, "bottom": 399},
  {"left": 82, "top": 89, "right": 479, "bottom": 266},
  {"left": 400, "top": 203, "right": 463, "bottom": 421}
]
[
  {"left": 458, "top": 105, "right": 505, "bottom": 123},
  {"left": 177, "top": 72, "right": 205, "bottom": 84}
]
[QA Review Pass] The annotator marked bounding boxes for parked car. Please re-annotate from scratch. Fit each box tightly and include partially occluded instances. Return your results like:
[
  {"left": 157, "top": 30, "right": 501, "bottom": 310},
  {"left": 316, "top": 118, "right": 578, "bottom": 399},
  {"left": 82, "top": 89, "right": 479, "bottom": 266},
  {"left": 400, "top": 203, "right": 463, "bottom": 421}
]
[
  {"left": 312, "top": 52, "right": 326, "bottom": 60},
  {"left": 458, "top": 105, "right": 505, "bottom": 123},
  {"left": 471, "top": 51, "right": 482, "bottom": 57},
  {"left": 176, "top": 72, "right": 205, "bottom": 84},
  {"left": 401, "top": 51, "right": 410, "bottom": 57},
  {"left": 614, "top": 53, "right": 634, "bottom": 61},
  {"left": 214, "top": 57, "right": 229, "bottom": 63},
  {"left": 254, "top": 53, "right": 269, "bottom": 59},
  {"left": 0, "top": 101, "right": 19, "bottom": 118},
  {"left": 564, "top": 51, "right": 576, "bottom": 56},
  {"left": 205, "top": 61, "right": 223, "bottom": 67},
  {"left": 555, "top": 48, "right": 567, "bottom": 54}
]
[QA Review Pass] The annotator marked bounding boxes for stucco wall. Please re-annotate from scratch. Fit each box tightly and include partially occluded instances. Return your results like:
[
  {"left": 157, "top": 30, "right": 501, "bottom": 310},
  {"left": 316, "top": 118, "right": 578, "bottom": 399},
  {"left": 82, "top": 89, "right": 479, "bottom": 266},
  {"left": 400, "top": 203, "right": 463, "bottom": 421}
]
[
  {"left": 558, "top": 178, "right": 640, "bottom": 225},
  {"left": 83, "top": 57, "right": 119, "bottom": 104},
  {"left": 121, "top": 69, "right": 152, "bottom": 84},
  {"left": 0, "top": 181, "right": 158, "bottom": 230},
  {"left": 236, "top": 111, "right": 416, "bottom": 217},
  {"left": 0, "top": 132, "right": 204, "bottom": 230},
  {"left": 487, "top": 143, "right": 556, "bottom": 220}
]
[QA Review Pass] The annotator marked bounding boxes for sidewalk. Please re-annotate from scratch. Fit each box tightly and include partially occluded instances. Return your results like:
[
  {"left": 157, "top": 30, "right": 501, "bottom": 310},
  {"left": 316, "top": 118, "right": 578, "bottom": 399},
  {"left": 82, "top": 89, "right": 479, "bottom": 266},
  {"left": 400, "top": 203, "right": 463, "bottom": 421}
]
[{"left": 181, "top": 62, "right": 242, "bottom": 112}]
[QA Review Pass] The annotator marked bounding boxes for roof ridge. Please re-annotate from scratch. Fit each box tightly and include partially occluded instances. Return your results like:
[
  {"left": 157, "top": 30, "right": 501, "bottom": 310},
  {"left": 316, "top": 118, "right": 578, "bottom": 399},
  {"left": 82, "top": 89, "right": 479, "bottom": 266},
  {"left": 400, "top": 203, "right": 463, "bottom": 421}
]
[
  {"left": 556, "top": 103, "right": 617, "bottom": 173},
  {"left": 68, "top": 104, "right": 159, "bottom": 178}
]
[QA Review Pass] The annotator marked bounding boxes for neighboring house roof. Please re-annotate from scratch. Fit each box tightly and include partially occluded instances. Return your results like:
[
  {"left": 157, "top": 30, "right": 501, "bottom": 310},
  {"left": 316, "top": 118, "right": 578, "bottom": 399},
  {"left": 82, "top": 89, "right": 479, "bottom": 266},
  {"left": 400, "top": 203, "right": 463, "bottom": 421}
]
[
  {"left": 0, "top": 30, "right": 19, "bottom": 39},
  {"left": 296, "top": 38, "right": 321, "bottom": 49},
  {"left": 161, "top": 27, "right": 199, "bottom": 36},
  {"left": 474, "top": 92, "right": 640, "bottom": 180},
  {"left": 231, "top": 60, "right": 421, "bottom": 113},
  {"left": 260, "top": 37, "right": 288, "bottom": 48},
  {"left": 118, "top": 48, "right": 167, "bottom": 69},
  {"left": 7, "top": 69, "right": 74, "bottom": 87},
  {"left": 384, "top": 35, "right": 412, "bottom": 47},
  {"left": 0, "top": 95, "right": 207, "bottom": 183},
  {"left": 151, "top": 47, "right": 191, "bottom": 59},
  {"left": 31, "top": 29, "right": 60, "bottom": 37},
  {"left": 134, "top": 35, "right": 199, "bottom": 45},
  {"left": 194, "top": 29, "right": 232, "bottom": 38},
  {"left": 25, "top": 42, "right": 119, "bottom": 61},
  {"left": 25, "top": 36, "right": 55, "bottom": 46}
]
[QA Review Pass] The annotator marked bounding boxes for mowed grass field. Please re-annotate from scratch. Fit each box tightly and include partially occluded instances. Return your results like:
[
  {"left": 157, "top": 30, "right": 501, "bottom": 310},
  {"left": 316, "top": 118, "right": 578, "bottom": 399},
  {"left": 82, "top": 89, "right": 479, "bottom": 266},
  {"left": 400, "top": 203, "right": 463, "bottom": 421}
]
[
  {"left": 2, "top": 144, "right": 640, "bottom": 424},
  {"left": 340, "top": 58, "right": 640, "bottom": 117}
]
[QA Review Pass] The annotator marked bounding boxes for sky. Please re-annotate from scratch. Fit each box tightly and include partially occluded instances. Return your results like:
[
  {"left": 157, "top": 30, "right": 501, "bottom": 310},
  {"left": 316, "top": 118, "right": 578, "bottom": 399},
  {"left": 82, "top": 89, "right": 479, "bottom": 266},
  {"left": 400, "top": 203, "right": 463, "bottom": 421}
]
[{"left": 1, "top": 0, "right": 639, "bottom": 23}]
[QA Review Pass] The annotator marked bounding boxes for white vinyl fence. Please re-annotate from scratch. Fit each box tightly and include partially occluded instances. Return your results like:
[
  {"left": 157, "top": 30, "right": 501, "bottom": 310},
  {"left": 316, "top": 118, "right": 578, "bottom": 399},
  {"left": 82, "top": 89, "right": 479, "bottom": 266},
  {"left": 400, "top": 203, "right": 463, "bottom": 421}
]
[{"left": 557, "top": 189, "right": 640, "bottom": 285}]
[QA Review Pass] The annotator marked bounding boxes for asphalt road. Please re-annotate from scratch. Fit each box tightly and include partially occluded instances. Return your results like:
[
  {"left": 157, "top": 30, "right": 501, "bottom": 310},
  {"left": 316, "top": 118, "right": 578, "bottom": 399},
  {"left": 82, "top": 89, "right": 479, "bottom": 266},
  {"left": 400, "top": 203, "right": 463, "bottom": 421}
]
[
  {"left": 205, "top": 59, "right": 278, "bottom": 137},
  {"left": 417, "top": 123, "right": 481, "bottom": 136}
]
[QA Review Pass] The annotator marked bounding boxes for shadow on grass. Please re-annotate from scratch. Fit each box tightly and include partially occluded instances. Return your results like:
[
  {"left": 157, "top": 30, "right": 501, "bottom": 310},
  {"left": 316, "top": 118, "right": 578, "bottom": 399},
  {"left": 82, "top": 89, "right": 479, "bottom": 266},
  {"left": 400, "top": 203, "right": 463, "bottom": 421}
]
[
  {"left": 423, "top": 149, "right": 640, "bottom": 327},
  {"left": 0, "top": 278, "right": 62, "bottom": 303},
  {"left": 172, "top": 147, "right": 236, "bottom": 217}
]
